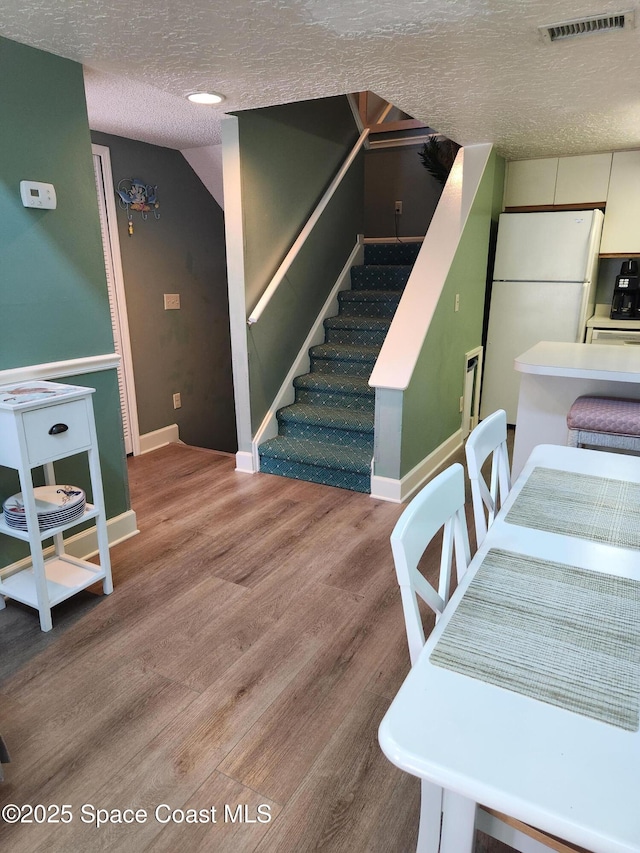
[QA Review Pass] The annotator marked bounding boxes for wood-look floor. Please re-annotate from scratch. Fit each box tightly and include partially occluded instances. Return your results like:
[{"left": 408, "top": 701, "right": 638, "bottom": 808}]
[{"left": 0, "top": 443, "right": 513, "bottom": 853}]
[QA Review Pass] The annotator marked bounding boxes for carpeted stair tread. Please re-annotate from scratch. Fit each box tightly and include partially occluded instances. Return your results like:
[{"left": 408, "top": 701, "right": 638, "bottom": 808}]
[
  {"left": 259, "top": 436, "right": 372, "bottom": 473},
  {"left": 277, "top": 403, "right": 374, "bottom": 433},
  {"left": 293, "top": 373, "right": 374, "bottom": 397},
  {"left": 310, "top": 342, "right": 380, "bottom": 362}
]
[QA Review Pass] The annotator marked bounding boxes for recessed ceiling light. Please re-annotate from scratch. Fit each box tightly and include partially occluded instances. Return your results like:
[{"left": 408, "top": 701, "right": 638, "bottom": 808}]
[{"left": 187, "top": 91, "right": 225, "bottom": 105}]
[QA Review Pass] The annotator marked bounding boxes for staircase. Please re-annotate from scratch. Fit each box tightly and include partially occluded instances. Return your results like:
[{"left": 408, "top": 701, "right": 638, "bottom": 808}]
[{"left": 258, "top": 241, "right": 421, "bottom": 492}]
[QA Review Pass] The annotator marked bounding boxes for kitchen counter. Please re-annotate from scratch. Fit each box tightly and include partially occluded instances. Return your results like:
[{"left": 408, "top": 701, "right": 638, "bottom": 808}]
[
  {"left": 586, "top": 303, "right": 640, "bottom": 331},
  {"left": 511, "top": 341, "right": 640, "bottom": 476}
]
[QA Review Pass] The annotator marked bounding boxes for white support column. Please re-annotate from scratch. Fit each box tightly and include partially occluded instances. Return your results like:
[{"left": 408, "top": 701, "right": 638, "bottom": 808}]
[{"left": 221, "top": 116, "right": 254, "bottom": 471}]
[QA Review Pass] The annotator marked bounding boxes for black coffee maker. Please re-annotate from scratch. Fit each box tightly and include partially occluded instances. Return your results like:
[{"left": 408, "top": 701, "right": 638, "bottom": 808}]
[{"left": 611, "top": 259, "right": 640, "bottom": 319}]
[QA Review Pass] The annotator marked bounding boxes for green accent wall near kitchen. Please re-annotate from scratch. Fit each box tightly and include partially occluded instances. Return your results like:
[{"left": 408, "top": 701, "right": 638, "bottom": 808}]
[
  {"left": 400, "top": 151, "right": 505, "bottom": 476},
  {"left": 235, "top": 97, "right": 364, "bottom": 433},
  {"left": 91, "top": 132, "right": 237, "bottom": 453},
  {"left": 0, "top": 36, "right": 129, "bottom": 568}
]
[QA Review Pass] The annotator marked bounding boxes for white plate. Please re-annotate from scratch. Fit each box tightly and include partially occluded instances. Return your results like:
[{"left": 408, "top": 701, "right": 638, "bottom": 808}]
[
  {"left": 3, "top": 485, "right": 85, "bottom": 519},
  {"left": 4, "top": 501, "right": 86, "bottom": 530}
]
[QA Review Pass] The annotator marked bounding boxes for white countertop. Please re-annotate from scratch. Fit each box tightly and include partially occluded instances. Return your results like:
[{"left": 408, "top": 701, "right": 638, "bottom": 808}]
[
  {"left": 514, "top": 341, "right": 640, "bottom": 382},
  {"left": 586, "top": 304, "right": 640, "bottom": 330}
]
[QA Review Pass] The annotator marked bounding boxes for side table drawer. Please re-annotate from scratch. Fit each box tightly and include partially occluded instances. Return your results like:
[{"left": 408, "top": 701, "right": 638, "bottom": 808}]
[{"left": 22, "top": 399, "right": 92, "bottom": 465}]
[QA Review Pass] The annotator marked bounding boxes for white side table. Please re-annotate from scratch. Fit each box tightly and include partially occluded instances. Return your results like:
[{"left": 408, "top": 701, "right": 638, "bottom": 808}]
[{"left": 0, "top": 380, "right": 113, "bottom": 632}]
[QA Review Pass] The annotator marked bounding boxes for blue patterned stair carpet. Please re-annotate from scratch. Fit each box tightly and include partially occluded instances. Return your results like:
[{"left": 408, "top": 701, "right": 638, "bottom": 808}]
[{"left": 259, "top": 242, "right": 421, "bottom": 492}]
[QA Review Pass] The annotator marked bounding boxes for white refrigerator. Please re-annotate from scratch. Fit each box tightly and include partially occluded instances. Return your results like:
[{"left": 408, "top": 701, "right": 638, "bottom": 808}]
[{"left": 480, "top": 209, "right": 604, "bottom": 424}]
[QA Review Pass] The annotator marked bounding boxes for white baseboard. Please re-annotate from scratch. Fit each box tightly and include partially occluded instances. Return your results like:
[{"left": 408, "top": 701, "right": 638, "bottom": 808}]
[
  {"left": 139, "top": 424, "right": 180, "bottom": 454},
  {"left": 370, "top": 430, "right": 463, "bottom": 503},
  {"left": 0, "top": 509, "right": 139, "bottom": 580},
  {"left": 235, "top": 450, "right": 256, "bottom": 473}
]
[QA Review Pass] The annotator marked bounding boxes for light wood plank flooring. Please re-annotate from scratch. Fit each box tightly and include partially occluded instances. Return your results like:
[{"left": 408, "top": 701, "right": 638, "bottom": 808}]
[{"left": 0, "top": 443, "right": 513, "bottom": 852}]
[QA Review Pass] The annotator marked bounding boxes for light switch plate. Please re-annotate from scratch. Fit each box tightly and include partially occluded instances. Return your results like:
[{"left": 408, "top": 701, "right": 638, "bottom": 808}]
[
  {"left": 164, "top": 293, "right": 180, "bottom": 310},
  {"left": 20, "top": 180, "right": 57, "bottom": 209}
]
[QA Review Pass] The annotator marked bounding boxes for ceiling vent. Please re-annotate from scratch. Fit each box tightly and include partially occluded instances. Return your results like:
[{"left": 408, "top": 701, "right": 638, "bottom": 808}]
[{"left": 539, "top": 10, "right": 634, "bottom": 43}]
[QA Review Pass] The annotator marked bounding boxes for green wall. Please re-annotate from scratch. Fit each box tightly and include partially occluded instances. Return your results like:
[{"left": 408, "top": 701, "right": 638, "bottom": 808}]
[
  {"left": 235, "top": 97, "right": 364, "bottom": 432},
  {"left": 91, "top": 132, "right": 237, "bottom": 453},
  {"left": 0, "top": 37, "right": 129, "bottom": 568},
  {"left": 400, "top": 151, "right": 506, "bottom": 476}
]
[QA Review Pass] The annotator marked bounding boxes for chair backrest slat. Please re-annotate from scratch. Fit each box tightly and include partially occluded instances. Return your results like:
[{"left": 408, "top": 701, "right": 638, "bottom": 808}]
[
  {"left": 390, "top": 463, "right": 471, "bottom": 666},
  {"left": 465, "top": 410, "right": 511, "bottom": 546}
]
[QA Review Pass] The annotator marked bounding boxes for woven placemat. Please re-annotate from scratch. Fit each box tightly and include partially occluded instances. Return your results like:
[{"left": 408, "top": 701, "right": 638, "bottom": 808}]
[
  {"left": 430, "top": 549, "right": 640, "bottom": 730},
  {"left": 505, "top": 467, "right": 640, "bottom": 549}
]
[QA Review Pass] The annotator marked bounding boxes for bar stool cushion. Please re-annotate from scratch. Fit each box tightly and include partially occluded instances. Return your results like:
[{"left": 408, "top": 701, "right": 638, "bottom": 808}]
[{"left": 567, "top": 396, "right": 640, "bottom": 436}]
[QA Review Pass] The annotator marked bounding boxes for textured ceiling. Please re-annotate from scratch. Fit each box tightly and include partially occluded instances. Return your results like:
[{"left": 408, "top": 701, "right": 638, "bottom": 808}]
[{"left": 2, "top": 0, "right": 640, "bottom": 158}]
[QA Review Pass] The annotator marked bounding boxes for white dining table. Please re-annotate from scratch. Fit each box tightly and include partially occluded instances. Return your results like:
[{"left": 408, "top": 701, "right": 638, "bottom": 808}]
[{"left": 378, "top": 444, "right": 640, "bottom": 853}]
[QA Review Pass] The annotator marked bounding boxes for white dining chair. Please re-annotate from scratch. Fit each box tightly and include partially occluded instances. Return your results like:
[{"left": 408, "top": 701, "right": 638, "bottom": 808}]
[
  {"left": 390, "top": 463, "right": 470, "bottom": 853},
  {"left": 389, "top": 462, "right": 586, "bottom": 853},
  {"left": 465, "top": 409, "right": 511, "bottom": 547}
]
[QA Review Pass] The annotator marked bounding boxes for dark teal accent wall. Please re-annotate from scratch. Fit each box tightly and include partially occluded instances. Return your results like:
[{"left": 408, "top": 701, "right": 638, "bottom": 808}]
[
  {"left": 237, "top": 97, "right": 361, "bottom": 313},
  {"left": 235, "top": 97, "right": 364, "bottom": 432},
  {"left": 0, "top": 36, "right": 129, "bottom": 569},
  {"left": 91, "top": 132, "right": 237, "bottom": 453},
  {"left": 247, "top": 163, "right": 364, "bottom": 429},
  {"left": 0, "top": 38, "right": 114, "bottom": 365},
  {"left": 400, "top": 151, "right": 506, "bottom": 476}
]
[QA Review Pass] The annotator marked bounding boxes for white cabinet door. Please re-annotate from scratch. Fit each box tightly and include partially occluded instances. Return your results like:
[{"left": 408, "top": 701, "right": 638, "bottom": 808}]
[
  {"left": 503, "top": 159, "right": 558, "bottom": 207},
  {"left": 554, "top": 153, "right": 612, "bottom": 204},
  {"left": 504, "top": 154, "right": 612, "bottom": 209},
  {"left": 600, "top": 151, "right": 640, "bottom": 254}
]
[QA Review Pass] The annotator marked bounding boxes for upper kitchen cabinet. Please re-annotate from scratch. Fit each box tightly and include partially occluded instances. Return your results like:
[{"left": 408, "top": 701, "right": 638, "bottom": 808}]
[
  {"left": 504, "top": 158, "right": 558, "bottom": 207},
  {"left": 504, "top": 153, "right": 612, "bottom": 208},
  {"left": 554, "top": 153, "right": 612, "bottom": 205},
  {"left": 600, "top": 151, "right": 640, "bottom": 255}
]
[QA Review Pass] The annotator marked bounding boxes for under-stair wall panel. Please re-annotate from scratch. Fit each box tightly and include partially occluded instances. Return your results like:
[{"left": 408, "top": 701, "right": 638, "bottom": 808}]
[
  {"left": 247, "top": 164, "right": 365, "bottom": 432},
  {"left": 369, "top": 146, "right": 505, "bottom": 500},
  {"left": 400, "top": 149, "right": 503, "bottom": 478}
]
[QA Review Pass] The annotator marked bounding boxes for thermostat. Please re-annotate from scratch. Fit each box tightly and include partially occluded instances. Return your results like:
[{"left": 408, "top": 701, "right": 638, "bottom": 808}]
[{"left": 20, "top": 180, "right": 57, "bottom": 210}]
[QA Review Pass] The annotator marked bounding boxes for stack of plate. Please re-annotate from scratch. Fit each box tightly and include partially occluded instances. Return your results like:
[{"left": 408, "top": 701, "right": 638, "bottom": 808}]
[{"left": 3, "top": 485, "right": 86, "bottom": 532}]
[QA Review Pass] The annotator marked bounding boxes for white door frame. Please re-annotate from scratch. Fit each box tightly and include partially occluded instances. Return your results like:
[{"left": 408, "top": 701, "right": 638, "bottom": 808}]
[{"left": 92, "top": 143, "right": 141, "bottom": 456}]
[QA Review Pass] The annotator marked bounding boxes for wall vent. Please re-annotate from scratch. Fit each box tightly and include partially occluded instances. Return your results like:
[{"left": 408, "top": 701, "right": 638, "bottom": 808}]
[{"left": 539, "top": 10, "right": 634, "bottom": 43}]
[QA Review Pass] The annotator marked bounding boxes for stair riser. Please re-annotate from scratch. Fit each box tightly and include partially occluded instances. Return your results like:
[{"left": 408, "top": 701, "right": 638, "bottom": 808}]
[
  {"left": 350, "top": 266, "right": 410, "bottom": 291},
  {"left": 364, "top": 244, "right": 421, "bottom": 265},
  {"left": 311, "top": 357, "right": 375, "bottom": 378},
  {"left": 259, "top": 456, "right": 371, "bottom": 493},
  {"left": 324, "top": 327, "right": 388, "bottom": 347},
  {"left": 295, "top": 388, "right": 375, "bottom": 410},
  {"left": 338, "top": 298, "right": 399, "bottom": 319},
  {"left": 278, "top": 420, "right": 373, "bottom": 447}
]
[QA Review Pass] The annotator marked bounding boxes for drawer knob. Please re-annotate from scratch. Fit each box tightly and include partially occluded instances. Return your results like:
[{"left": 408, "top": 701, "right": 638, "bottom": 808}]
[{"left": 48, "top": 423, "right": 69, "bottom": 435}]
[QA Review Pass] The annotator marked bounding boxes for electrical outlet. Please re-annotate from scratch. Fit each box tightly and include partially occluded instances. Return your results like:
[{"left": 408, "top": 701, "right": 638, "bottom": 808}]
[
  {"left": 394, "top": 200, "right": 403, "bottom": 215},
  {"left": 454, "top": 293, "right": 460, "bottom": 312},
  {"left": 173, "top": 392, "right": 182, "bottom": 409},
  {"left": 164, "top": 293, "right": 180, "bottom": 310}
]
